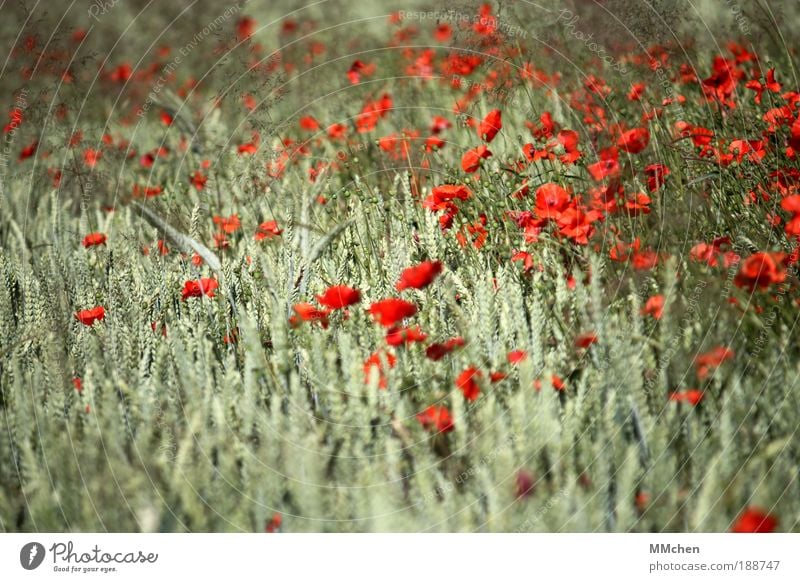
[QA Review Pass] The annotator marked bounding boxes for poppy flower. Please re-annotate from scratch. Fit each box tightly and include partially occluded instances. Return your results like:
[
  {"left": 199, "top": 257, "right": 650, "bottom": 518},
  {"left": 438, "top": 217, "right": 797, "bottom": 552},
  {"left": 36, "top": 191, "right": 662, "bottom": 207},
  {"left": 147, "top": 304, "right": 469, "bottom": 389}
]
[
  {"left": 430, "top": 115, "right": 451, "bottom": 134},
  {"left": 456, "top": 367, "right": 482, "bottom": 401},
  {"left": 507, "top": 350, "right": 528, "bottom": 364},
  {"left": 213, "top": 214, "right": 241, "bottom": 234},
  {"left": 425, "top": 337, "right": 465, "bottom": 360},
  {"left": 181, "top": 277, "right": 218, "bottom": 300},
  {"left": 425, "top": 135, "right": 445, "bottom": 152},
  {"left": 478, "top": 109, "right": 502, "bottom": 142},
  {"left": 368, "top": 298, "right": 417, "bottom": 327},
  {"left": 461, "top": 145, "right": 491, "bottom": 173},
  {"left": 617, "top": 127, "right": 650, "bottom": 154},
  {"left": 299, "top": 116, "right": 320, "bottom": 131},
  {"left": 644, "top": 163, "right": 670, "bottom": 192},
  {"left": 264, "top": 512, "right": 282, "bottom": 533},
  {"left": 237, "top": 16, "right": 255, "bottom": 41},
  {"left": 75, "top": 306, "right": 105, "bottom": 326},
  {"left": 290, "top": 303, "right": 330, "bottom": 327},
  {"left": 516, "top": 470, "right": 536, "bottom": 499},
  {"left": 386, "top": 325, "right": 427, "bottom": 346},
  {"left": 191, "top": 171, "right": 207, "bottom": 191},
  {"left": 534, "top": 374, "right": 565, "bottom": 391},
  {"left": 557, "top": 129, "right": 581, "bottom": 163},
  {"left": 82, "top": 232, "right": 107, "bottom": 247},
  {"left": 238, "top": 142, "right": 258, "bottom": 155},
  {"left": 363, "top": 350, "right": 397, "bottom": 389},
  {"left": 731, "top": 508, "right": 778, "bottom": 533},
  {"left": 535, "top": 183, "right": 570, "bottom": 219},
  {"left": 734, "top": 252, "right": 787, "bottom": 290},
  {"left": 588, "top": 147, "right": 620, "bottom": 181},
  {"left": 83, "top": 148, "right": 102, "bottom": 168},
  {"left": 396, "top": 260, "right": 443, "bottom": 291},
  {"left": 696, "top": 346, "right": 734, "bottom": 380},
  {"left": 668, "top": 389, "right": 704, "bottom": 405},
  {"left": 642, "top": 295, "right": 665, "bottom": 319},
  {"left": 556, "top": 206, "right": 602, "bottom": 245},
  {"left": 19, "top": 140, "right": 38, "bottom": 161},
  {"left": 575, "top": 332, "right": 598, "bottom": 348},
  {"left": 424, "top": 184, "right": 471, "bottom": 211},
  {"left": 316, "top": 285, "right": 361, "bottom": 310},
  {"left": 417, "top": 405, "right": 454, "bottom": 433},
  {"left": 254, "top": 220, "right": 282, "bottom": 240}
]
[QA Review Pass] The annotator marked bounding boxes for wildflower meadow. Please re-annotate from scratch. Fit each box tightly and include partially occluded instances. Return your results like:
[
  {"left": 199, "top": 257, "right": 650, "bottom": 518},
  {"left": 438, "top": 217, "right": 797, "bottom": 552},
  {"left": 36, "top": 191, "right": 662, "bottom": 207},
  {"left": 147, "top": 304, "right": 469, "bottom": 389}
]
[{"left": 1, "top": 0, "right": 799, "bottom": 533}]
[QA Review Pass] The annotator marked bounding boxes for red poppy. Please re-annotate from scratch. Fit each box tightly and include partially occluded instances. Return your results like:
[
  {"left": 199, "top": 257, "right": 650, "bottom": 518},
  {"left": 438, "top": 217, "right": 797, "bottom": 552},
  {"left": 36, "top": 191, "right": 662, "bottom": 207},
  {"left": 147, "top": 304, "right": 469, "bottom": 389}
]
[
  {"left": 425, "top": 337, "right": 465, "bottom": 360},
  {"left": 363, "top": 350, "right": 397, "bottom": 389},
  {"left": 668, "top": 389, "right": 704, "bottom": 405},
  {"left": 254, "top": 220, "right": 282, "bottom": 240},
  {"left": 734, "top": 252, "right": 787, "bottom": 290},
  {"left": 181, "top": 277, "right": 218, "bottom": 300},
  {"left": 456, "top": 367, "right": 482, "bottom": 401},
  {"left": 316, "top": 285, "right": 361, "bottom": 310},
  {"left": 425, "top": 135, "right": 445, "bottom": 152},
  {"left": 396, "top": 261, "right": 443, "bottom": 291},
  {"left": 82, "top": 232, "right": 107, "bottom": 247},
  {"left": 557, "top": 129, "right": 581, "bottom": 163},
  {"left": 368, "top": 298, "right": 417, "bottom": 327},
  {"left": 424, "top": 185, "right": 471, "bottom": 211},
  {"left": 507, "top": 350, "right": 528, "bottom": 364},
  {"left": 478, "top": 109, "right": 502, "bottom": 142},
  {"left": 617, "top": 127, "right": 650, "bottom": 154},
  {"left": 588, "top": 147, "right": 620, "bottom": 181},
  {"left": 417, "top": 405, "right": 454, "bottom": 433},
  {"left": 575, "top": 332, "right": 598, "bottom": 348},
  {"left": 461, "top": 145, "right": 491, "bottom": 173},
  {"left": 19, "top": 140, "right": 38, "bottom": 161},
  {"left": 290, "top": 303, "right": 330, "bottom": 328},
  {"left": 75, "top": 306, "right": 105, "bottom": 326},
  {"left": 264, "top": 512, "right": 282, "bottom": 533},
  {"left": 191, "top": 171, "right": 207, "bottom": 191},
  {"left": 212, "top": 214, "right": 241, "bottom": 234},
  {"left": 644, "top": 163, "right": 670, "bottom": 192},
  {"left": 516, "top": 470, "right": 536, "bottom": 499},
  {"left": 83, "top": 148, "right": 102, "bottom": 168},
  {"left": 386, "top": 325, "right": 427, "bottom": 346},
  {"left": 556, "top": 206, "right": 602, "bottom": 245},
  {"left": 642, "top": 295, "right": 665, "bottom": 320},
  {"left": 535, "top": 183, "right": 571, "bottom": 219},
  {"left": 430, "top": 115, "right": 451, "bottom": 134},
  {"left": 731, "top": 508, "right": 778, "bottom": 533},
  {"left": 236, "top": 16, "right": 255, "bottom": 41},
  {"left": 534, "top": 375, "right": 565, "bottom": 391},
  {"left": 696, "top": 346, "right": 734, "bottom": 380},
  {"left": 299, "top": 116, "right": 320, "bottom": 131}
]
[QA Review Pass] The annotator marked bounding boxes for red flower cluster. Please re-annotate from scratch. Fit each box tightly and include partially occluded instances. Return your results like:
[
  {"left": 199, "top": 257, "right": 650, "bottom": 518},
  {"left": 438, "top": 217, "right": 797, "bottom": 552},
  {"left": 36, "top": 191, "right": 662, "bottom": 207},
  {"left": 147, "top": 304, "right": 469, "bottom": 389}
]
[
  {"left": 75, "top": 306, "right": 105, "bottom": 326},
  {"left": 181, "top": 277, "right": 219, "bottom": 300}
]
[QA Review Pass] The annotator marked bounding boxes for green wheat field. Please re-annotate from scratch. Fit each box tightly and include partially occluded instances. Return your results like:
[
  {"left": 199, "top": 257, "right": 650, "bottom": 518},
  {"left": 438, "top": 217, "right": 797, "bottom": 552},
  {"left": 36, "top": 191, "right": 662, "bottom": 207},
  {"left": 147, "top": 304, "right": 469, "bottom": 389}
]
[{"left": 1, "top": 0, "right": 799, "bottom": 532}]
